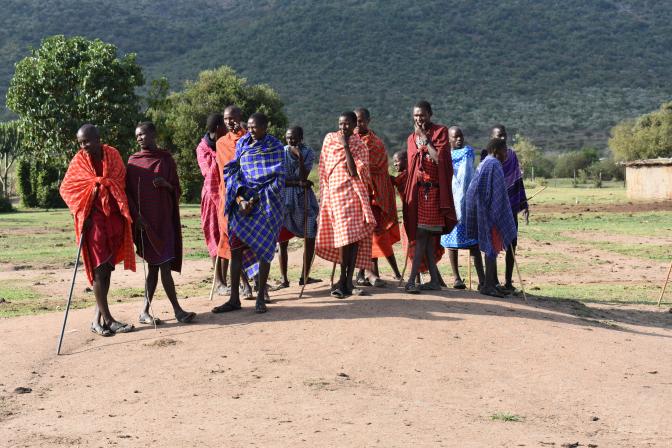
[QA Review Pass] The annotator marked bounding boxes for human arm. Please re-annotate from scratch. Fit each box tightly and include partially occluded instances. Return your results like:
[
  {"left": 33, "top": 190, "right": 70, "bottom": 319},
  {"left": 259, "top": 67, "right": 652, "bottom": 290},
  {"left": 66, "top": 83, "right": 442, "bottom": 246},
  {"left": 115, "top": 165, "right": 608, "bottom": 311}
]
[{"left": 341, "top": 134, "right": 358, "bottom": 177}]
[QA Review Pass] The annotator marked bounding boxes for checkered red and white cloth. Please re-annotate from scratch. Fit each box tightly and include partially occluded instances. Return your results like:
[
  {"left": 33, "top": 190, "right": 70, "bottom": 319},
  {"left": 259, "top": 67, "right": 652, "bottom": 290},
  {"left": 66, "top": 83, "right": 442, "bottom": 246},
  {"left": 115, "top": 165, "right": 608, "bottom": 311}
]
[{"left": 316, "top": 132, "right": 375, "bottom": 270}]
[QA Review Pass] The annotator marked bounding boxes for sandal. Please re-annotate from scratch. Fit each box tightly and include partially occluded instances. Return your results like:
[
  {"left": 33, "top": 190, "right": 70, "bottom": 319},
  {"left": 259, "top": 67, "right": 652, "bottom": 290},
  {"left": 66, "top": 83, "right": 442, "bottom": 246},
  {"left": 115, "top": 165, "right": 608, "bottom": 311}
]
[
  {"left": 495, "top": 284, "right": 512, "bottom": 296},
  {"left": 481, "top": 287, "right": 505, "bottom": 298},
  {"left": 405, "top": 282, "right": 420, "bottom": 294},
  {"left": 255, "top": 301, "right": 268, "bottom": 314},
  {"left": 355, "top": 277, "right": 372, "bottom": 287},
  {"left": 211, "top": 302, "right": 242, "bottom": 313},
  {"left": 453, "top": 279, "right": 466, "bottom": 290},
  {"left": 90, "top": 322, "right": 113, "bottom": 337},
  {"left": 350, "top": 287, "right": 370, "bottom": 296},
  {"left": 108, "top": 321, "right": 134, "bottom": 334},
  {"left": 176, "top": 311, "right": 196, "bottom": 323},
  {"left": 420, "top": 282, "right": 442, "bottom": 291},
  {"left": 371, "top": 278, "right": 386, "bottom": 288},
  {"left": 269, "top": 281, "right": 289, "bottom": 291},
  {"left": 299, "top": 277, "right": 322, "bottom": 285},
  {"left": 331, "top": 288, "right": 347, "bottom": 299},
  {"left": 138, "top": 314, "right": 162, "bottom": 325}
]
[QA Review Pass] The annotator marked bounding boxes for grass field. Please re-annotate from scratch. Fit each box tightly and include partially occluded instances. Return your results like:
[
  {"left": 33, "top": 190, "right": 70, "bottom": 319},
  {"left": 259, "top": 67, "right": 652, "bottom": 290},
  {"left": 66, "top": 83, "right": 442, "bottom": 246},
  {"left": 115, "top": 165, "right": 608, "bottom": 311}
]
[{"left": 1, "top": 180, "right": 670, "bottom": 317}]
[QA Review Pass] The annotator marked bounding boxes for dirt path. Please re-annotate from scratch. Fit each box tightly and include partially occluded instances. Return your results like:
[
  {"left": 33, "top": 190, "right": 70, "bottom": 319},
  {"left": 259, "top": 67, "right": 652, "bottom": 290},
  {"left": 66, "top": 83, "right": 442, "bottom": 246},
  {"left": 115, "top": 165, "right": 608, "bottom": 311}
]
[{"left": 1, "top": 278, "right": 671, "bottom": 447}]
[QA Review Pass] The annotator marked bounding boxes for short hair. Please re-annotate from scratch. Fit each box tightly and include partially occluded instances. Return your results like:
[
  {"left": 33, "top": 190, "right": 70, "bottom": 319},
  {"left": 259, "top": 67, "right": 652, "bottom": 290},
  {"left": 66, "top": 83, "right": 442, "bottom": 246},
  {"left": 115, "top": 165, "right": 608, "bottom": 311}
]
[
  {"left": 486, "top": 138, "right": 507, "bottom": 155},
  {"left": 340, "top": 111, "right": 357, "bottom": 124},
  {"left": 491, "top": 124, "right": 507, "bottom": 134},
  {"left": 414, "top": 100, "right": 432, "bottom": 115},
  {"left": 136, "top": 121, "right": 157, "bottom": 135},
  {"left": 206, "top": 113, "right": 224, "bottom": 133},
  {"left": 287, "top": 126, "right": 304, "bottom": 140},
  {"left": 224, "top": 105, "right": 242, "bottom": 118},
  {"left": 249, "top": 112, "right": 268, "bottom": 128},
  {"left": 77, "top": 123, "right": 99, "bottom": 138},
  {"left": 354, "top": 107, "right": 370, "bottom": 121},
  {"left": 448, "top": 125, "right": 462, "bottom": 134}
]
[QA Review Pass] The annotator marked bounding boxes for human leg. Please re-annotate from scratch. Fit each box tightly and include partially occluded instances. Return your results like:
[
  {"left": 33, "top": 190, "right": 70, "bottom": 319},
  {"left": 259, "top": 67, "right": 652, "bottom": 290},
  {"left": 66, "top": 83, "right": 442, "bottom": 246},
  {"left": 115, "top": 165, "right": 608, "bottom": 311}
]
[
  {"left": 212, "top": 248, "right": 243, "bottom": 313},
  {"left": 470, "top": 246, "right": 485, "bottom": 288},
  {"left": 278, "top": 241, "right": 289, "bottom": 286},
  {"left": 158, "top": 262, "right": 194, "bottom": 322},
  {"left": 138, "top": 264, "right": 160, "bottom": 324},
  {"left": 406, "top": 230, "right": 429, "bottom": 293}
]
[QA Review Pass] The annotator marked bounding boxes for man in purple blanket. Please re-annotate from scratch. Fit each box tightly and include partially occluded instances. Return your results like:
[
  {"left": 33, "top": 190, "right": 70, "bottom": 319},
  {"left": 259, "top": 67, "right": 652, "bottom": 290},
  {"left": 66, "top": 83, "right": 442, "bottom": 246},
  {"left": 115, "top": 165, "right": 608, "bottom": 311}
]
[
  {"left": 126, "top": 122, "right": 196, "bottom": 325},
  {"left": 465, "top": 138, "right": 518, "bottom": 298},
  {"left": 491, "top": 124, "right": 528, "bottom": 294}
]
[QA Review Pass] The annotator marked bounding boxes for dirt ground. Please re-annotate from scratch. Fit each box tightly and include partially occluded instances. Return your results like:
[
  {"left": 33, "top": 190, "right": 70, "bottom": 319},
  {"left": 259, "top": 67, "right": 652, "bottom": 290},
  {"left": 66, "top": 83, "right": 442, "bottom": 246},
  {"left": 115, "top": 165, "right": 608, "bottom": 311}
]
[{"left": 1, "top": 251, "right": 672, "bottom": 447}]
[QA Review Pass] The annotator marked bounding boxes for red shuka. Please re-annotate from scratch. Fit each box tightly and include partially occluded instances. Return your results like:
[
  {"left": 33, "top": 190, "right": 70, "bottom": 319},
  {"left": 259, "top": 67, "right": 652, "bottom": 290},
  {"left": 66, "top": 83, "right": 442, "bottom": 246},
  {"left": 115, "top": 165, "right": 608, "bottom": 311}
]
[{"left": 403, "top": 124, "right": 457, "bottom": 241}]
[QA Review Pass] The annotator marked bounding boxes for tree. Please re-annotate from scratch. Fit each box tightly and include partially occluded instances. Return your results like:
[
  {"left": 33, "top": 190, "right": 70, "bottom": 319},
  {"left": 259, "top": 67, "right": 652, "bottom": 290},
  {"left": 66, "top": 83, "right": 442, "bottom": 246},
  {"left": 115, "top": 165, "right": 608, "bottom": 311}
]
[
  {"left": 0, "top": 121, "right": 22, "bottom": 199},
  {"left": 150, "top": 66, "right": 288, "bottom": 202},
  {"left": 512, "top": 133, "right": 540, "bottom": 177},
  {"left": 6, "top": 35, "right": 144, "bottom": 207},
  {"left": 7, "top": 35, "right": 144, "bottom": 162},
  {"left": 609, "top": 102, "right": 672, "bottom": 161}
]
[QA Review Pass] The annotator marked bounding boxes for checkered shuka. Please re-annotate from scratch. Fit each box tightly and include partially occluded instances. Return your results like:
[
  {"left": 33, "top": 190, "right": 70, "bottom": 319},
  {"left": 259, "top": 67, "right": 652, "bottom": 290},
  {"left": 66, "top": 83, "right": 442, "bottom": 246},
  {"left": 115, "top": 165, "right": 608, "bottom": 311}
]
[{"left": 224, "top": 133, "right": 285, "bottom": 277}]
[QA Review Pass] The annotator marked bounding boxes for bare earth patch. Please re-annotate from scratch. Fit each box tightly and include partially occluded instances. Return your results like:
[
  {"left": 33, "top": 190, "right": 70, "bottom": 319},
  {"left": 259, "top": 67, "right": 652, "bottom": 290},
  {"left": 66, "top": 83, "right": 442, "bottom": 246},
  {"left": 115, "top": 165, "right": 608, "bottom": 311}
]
[{"left": 1, "top": 275, "right": 671, "bottom": 447}]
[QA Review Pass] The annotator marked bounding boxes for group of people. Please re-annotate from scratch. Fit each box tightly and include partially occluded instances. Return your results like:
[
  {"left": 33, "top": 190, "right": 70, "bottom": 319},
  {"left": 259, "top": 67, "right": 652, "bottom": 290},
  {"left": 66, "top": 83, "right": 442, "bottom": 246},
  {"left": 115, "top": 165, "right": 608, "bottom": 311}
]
[{"left": 59, "top": 100, "right": 528, "bottom": 337}]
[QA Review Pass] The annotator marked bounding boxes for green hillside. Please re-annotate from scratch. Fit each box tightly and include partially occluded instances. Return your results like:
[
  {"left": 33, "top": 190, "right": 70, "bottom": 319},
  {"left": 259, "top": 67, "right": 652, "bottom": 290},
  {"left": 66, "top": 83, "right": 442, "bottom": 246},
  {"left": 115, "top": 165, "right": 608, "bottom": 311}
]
[{"left": 1, "top": 0, "right": 671, "bottom": 151}]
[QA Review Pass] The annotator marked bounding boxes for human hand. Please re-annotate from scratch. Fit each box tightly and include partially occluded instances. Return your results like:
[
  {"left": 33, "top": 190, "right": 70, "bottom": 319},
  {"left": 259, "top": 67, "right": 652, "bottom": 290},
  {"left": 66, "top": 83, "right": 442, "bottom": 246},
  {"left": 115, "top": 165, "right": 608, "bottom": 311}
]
[
  {"left": 82, "top": 216, "right": 93, "bottom": 233},
  {"left": 152, "top": 176, "right": 171, "bottom": 189}
]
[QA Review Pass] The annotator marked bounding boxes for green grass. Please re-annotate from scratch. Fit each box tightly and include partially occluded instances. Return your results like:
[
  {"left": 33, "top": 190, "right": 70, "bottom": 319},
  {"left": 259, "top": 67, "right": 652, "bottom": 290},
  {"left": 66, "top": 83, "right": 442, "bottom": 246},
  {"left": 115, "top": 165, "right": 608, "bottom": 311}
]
[
  {"left": 1, "top": 183, "right": 670, "bottom": 316},
  {"left": 490, "top": 412, "right": 524, "bottom": 423},
  {"left": 530, "top": 284, "right": 660, "bottom": 305},
  {"left": 525, "top": 181, "right": 627, "bottom": 206}
]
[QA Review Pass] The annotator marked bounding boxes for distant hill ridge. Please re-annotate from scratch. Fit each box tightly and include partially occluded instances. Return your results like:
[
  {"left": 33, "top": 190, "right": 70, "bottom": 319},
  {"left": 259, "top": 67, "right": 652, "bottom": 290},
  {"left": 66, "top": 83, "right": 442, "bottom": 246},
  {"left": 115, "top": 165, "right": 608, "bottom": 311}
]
[{"left": 1, "top": 0, "right": 671, "bottom": 151}]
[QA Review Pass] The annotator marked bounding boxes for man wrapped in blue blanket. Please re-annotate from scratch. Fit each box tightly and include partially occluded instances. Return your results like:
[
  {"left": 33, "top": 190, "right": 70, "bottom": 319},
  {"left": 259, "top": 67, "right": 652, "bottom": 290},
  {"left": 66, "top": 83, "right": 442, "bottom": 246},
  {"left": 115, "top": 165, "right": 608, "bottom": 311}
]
[
  {"left": 466, "top": 138, "right": 517, "bottom": 298},
  {"left": 212, "top": 112, "right": 285, "bottom": 314}
]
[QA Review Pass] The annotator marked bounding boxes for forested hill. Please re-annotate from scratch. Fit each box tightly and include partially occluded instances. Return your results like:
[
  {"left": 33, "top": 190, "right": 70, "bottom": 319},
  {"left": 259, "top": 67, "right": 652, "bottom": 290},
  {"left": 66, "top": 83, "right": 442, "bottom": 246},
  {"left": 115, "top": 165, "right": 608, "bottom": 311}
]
[{"left": 1, "top": 0, "right": 671, "bottom": 151}]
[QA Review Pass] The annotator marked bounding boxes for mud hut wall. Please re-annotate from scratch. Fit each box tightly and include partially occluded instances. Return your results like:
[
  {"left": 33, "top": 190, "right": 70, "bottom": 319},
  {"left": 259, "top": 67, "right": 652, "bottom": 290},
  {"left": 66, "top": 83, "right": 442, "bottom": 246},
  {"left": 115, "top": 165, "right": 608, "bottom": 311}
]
[{"left": 626, "top": 165, "right": 672, "bottom": 200}]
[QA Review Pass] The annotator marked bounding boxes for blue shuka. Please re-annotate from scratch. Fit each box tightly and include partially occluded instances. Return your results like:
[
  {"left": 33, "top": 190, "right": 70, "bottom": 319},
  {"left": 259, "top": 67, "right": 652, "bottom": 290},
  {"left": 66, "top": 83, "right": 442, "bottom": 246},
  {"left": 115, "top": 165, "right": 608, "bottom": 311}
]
[
  {"left": 224, "top": 133, "right": 285, "bottom": 277},
  {"left": 282, "top": 144, "right": 319, "bottom": 238},
  {"left": 465, "top": 155, "right": 517, "bottom": 259},
  {"left": 441, "top": 145, "right": 478, "bottom": 249}
]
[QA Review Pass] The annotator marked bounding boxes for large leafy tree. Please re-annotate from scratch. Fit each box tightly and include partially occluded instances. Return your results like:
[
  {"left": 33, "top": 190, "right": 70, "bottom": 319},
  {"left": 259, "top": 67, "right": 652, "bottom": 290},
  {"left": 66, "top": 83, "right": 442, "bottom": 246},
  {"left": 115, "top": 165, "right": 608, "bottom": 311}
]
[
  {"left": 150, "top": 66, "right": 287, "bottom": 202},
  {"left": 6, "top": 35, "right": 144, "bottom": 164},
  {"left": 609, "top": 102, "right": 672, "bottom": 162}
]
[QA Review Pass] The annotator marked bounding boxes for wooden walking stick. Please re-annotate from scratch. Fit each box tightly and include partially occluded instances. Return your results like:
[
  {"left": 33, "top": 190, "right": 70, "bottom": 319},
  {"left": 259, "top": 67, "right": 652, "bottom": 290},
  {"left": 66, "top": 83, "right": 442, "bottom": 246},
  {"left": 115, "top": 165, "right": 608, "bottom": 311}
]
[
  {"left": 526, "top": 185, "right": 547, "bottom": 202},
  {"left": 298, "top": 150, "right": 311, "bottom": 299},
  {"left": 299, "top": 189, "right": 310, "bottom": 299},
  {"left": 398, "top": 243, "right": 410, "bottom": 287},
  {"left": 510, "top": 244, "right": 529, "bottom": 304},
  {"left": 57, "top": 225, "right": 87, "bottom": 355},
  {"left": 138, "top": 178, "right": 157, "bottom": 331},
  {"left": 57, "top": 187, "right": 97, "bottom": 355},
  {"left": 657, "top": 259, "right": 672, "bottom": 306},
  {"left": 209, "top": 255, "right": 220, "bottom": 301}
]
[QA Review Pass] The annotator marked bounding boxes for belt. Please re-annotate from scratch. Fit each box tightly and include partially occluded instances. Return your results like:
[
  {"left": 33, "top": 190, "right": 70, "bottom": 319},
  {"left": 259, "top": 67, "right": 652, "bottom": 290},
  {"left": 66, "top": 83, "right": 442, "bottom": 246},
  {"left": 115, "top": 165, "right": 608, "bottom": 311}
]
[{"left": 417, "top": 181, "right": 439, "bottom": 188}]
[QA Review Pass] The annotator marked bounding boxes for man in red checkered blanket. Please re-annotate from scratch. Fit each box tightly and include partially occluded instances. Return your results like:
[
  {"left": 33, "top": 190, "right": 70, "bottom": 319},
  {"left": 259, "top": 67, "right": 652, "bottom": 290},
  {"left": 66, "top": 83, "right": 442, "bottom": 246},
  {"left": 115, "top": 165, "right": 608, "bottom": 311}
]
[
  {"left": 316, "top": 111, "right": 376, "bottom": 299},
  {"left": 402, "top": 101, "right": 457, "bottom": 294}
]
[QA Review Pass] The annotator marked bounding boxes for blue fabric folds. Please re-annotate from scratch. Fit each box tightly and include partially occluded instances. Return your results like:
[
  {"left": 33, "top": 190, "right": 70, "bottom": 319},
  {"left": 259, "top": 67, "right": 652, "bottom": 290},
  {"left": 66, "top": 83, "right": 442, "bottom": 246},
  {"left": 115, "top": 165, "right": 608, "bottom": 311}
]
[
  {"left": 282, "top": 144, "right": 319, "bottom": 238},
  {"left": 465, "top": 156, "right": 517, "bottom": 259},
  {"left": 225, "top": 133, "right": 285, "bottom": 277},
  {"left": 441, "top": 145, "right": 478, "bottom": 249}
]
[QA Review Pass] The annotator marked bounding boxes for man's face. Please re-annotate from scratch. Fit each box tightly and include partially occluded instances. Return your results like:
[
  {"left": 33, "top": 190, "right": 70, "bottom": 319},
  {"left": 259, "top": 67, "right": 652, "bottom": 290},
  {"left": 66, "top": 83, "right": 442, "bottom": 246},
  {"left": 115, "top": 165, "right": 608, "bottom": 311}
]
[
  {"left": 448, "top": 128, "right": 464, "bottom": 149},
  {"left": 286, "top": 129, "right": 301, "bottom": 147},
  {"left": 413, "top": 107, "right": 430, "bottom": 130},
  {"left": 492, "top": 127, "right": 507, "bottom": 143},
  {"left": 355, "top": 111, "right": 369, "bottom": 134},
  {"left": 248, "top": 118, "right": 267, "bottom": 141},
  {"left": 339, "top": 116, "right": 355, "bottom": 137},
  {"left": 77, "top": 130, "right": 101, "bottom": 154},
  {"left": 135, "top": 126, "right": 156, "bottom": 150},
  {"left": 393, "top": 153, "right": 407, "bottom": 172},
  {"left": 224, "top": 110, "right": 241, "bottom": 133}
]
